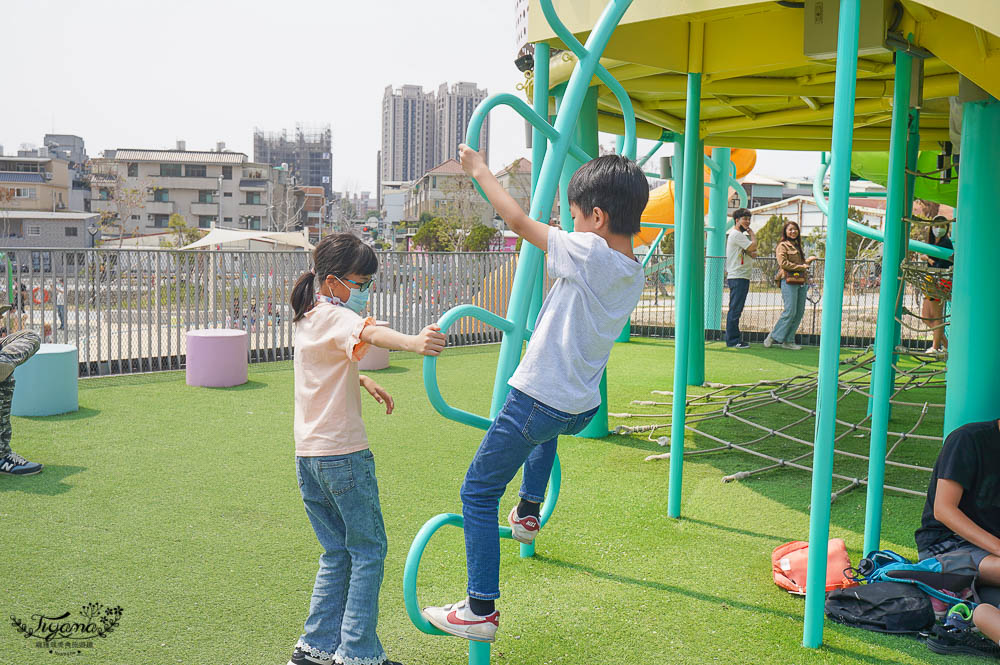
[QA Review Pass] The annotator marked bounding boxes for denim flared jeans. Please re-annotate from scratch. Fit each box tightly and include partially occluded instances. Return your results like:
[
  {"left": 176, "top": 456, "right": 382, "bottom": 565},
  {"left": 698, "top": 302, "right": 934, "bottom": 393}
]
[{"left": 296, "top": 450, "right": 388, "bottom": 665}]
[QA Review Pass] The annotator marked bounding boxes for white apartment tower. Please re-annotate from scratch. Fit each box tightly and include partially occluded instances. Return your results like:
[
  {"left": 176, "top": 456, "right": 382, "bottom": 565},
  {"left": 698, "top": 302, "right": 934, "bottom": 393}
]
[
  {"left": 380, "top": 82, "right": 490, "bottom": 185},
  {"left": 434, "top": 82, "right": 489, "bottom": 167},
  {"left": 381, "top": 85, "right": 436, "bottom": 182}
]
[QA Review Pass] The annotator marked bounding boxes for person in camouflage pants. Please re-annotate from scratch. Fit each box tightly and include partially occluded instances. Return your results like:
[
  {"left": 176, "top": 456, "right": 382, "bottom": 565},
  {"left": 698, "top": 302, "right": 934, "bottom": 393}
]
[{"left": 0, "top": 328, "right": 42, "bottom": 475}]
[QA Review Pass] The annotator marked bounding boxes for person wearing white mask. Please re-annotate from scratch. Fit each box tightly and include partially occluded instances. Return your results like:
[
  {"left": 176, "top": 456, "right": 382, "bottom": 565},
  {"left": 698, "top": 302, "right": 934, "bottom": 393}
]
[{"left": 922, "top": 215, "right": 953, "bottom": 354}]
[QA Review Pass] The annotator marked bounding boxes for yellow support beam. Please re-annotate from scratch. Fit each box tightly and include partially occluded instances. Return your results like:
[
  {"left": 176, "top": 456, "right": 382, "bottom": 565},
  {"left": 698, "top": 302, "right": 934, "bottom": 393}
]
[{"left": 914, "top": 13, "right": 1000, "bottom": 99}]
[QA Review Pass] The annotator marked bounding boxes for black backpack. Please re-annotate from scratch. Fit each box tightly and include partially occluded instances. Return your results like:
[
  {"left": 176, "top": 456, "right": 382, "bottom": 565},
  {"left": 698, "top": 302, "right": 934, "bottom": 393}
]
[{"left": 825, "top": 581, "right": 935, "bottom": 634}]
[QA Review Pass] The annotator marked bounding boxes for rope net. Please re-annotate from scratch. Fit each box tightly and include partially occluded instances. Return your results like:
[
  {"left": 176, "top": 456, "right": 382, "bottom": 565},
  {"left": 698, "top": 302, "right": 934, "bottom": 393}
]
[{"left": 611, "top": 349, "right": 947, "bottom": 502}]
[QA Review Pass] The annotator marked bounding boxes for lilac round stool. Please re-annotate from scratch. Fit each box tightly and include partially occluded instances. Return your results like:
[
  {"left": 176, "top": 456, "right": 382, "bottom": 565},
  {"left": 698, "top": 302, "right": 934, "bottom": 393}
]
[
  {"left": 185, "top": 329, "right": 248, "bottom": 387},
  {"left": 358, "top": 320, "right": 390, "bottom": 371}
]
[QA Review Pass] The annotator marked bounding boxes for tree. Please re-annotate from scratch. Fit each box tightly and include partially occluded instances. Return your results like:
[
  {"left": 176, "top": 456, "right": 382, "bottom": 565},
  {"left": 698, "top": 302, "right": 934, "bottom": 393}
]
[
  {"left": 88, "top": 160, "right": 152, "bottom": 247},
  {"left": 412, "top": 217, "right": 455, "bottom": 251},
  {"left": 419, "top": 211, "right": 436, "bottom": 225},
  {"left": 755, "top": 214, "right": 789, "bottom": 256},
  {"left": 437, "top": 176, "right": 493, "bottom": 250},
  {"left": 806, "top": 206, "right": 880, "bottom": 261},
  {"left": 463, "top": 223, "right": 499, "bottom": 251},
  {"left": 159, "top": 213, "right": 206, "bottom": 248}
]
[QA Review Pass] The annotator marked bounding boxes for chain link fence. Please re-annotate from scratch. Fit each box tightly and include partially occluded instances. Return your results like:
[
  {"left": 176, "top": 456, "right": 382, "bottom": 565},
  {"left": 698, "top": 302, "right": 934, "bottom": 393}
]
[{"left": 2, "top": 248, "right": 931, "bottom": 377}]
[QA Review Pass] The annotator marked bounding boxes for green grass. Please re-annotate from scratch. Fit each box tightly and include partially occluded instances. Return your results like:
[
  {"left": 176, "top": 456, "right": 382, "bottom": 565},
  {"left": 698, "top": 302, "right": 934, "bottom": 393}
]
[{"left": 3, "top": 339, "right": 955, "bottom": 665}]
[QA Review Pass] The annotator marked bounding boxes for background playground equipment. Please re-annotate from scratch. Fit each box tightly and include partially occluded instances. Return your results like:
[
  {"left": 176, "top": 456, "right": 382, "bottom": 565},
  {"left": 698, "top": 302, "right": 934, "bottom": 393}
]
[
  {"left": 613, "top": 348, "right": 945, "bottom": 502},
  {"left": 412, "top": 0, "right": 999, "bottom": 657}
]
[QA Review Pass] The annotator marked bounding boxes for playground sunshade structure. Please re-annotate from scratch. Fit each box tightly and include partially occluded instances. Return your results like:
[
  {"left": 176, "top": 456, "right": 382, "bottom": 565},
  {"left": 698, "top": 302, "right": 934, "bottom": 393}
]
[{"left": 527, "top": 0, "right": 999, "bottom": 152}]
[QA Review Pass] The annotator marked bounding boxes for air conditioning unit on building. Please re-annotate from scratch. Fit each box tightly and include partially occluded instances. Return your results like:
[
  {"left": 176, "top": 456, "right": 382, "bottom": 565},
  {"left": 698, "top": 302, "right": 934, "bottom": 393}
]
[{"left": 45, "top": 172, "right": 53, "bottom": 181}]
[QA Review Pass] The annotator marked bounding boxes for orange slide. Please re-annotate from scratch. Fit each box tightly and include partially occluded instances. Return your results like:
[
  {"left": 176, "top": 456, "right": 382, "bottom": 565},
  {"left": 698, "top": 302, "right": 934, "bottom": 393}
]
[{"left": 633, "top": 147, "right": 757, "bottom": 248}]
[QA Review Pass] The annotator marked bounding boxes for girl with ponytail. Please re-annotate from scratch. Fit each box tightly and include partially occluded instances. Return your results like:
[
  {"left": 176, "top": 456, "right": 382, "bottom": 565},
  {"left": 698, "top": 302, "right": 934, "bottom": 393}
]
[{"left": 286, "top": 233, "right": 446, "bottom": 665}]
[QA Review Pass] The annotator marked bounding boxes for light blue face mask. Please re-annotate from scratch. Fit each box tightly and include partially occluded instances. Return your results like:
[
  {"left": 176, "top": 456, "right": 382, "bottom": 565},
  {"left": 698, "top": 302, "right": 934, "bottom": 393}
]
[{"left": 334, "top": 276, "right": 371, "bottom": 314}]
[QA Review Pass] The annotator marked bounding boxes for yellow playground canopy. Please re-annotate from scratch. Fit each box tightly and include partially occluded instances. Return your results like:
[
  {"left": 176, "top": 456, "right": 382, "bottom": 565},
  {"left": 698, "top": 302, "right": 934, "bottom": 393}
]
[{"left": 528, "top": 0, "right": 999, "bottom": 151}]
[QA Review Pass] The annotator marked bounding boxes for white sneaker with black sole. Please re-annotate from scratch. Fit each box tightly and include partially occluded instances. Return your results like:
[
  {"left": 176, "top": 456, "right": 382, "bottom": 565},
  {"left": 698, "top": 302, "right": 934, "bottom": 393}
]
[{"left": 781, "top": 342, "right": 802, "bottom": 350}]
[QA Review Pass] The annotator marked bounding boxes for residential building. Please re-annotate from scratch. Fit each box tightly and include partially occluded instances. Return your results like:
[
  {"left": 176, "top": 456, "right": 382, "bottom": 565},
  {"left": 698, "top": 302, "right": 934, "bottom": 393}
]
[
  {"left": 494, "top": 158, "right": 532, "bottom": 226},
  {"left": 1, "top": 211, "right": 101, "bottom": 273},
  {"left": 380, "top": 82, "right": 490, "bottom": 185},
  {"left": 89, "top": 143, "right": 288, "bottom": 238},
  {"left": 253, "top": 124, "right": 333, "bottom": 199},
  {"left": 434, "top": 82, "right": 489, "bottom": 167},
  {"left": 0, "top": 154, "right": 73, "bottom": 213},
  {"left": 403, "top": 159, "right": 493, "bottom": 226},
  {"left": 381, "top": 85, "right": 436, "bottom": 182}
]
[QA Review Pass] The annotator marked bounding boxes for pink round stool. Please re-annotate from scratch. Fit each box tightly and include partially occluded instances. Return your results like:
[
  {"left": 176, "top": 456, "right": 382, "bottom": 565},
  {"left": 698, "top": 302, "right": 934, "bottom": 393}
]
[
  {"left": 185, "top": 329, "right": 248, "bottom": 387},
  {"left": 358, "top": 320, "right": 390, "bottom": 371}
]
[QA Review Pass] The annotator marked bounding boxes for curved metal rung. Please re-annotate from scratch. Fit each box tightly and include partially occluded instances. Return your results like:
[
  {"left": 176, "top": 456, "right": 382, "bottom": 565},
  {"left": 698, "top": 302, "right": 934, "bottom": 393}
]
[
  {"left": 403, "top": 454, "right": 562, "bottom": 637},
  {"left": 424, "top": 304, "right": 530, "bottom": 431},
  {"left": 538, "top": 0, "right": 637, "bottom": 159},
  {"left": 463, "top": 93, "right": 592, "bottom": 204}
]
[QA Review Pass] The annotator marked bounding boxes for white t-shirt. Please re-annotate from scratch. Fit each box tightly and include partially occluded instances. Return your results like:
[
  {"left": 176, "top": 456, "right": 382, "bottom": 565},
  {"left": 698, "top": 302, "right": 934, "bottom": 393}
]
[
  {"left": 508, "top": 227, "right": 644, "bottom": 414},
  {"left": 725, "top": 229, "right": 753, "bottom": 279}
]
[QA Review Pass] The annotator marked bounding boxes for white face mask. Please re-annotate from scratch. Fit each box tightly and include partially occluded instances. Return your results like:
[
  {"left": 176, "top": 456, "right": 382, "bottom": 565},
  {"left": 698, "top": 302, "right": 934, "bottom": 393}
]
[{"left": 932, "top": 226, "right": 947, "bottom": 238}]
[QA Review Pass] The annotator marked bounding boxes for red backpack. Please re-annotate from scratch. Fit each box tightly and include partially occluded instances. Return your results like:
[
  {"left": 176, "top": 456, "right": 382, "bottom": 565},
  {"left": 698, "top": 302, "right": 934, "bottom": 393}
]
[{"left": 772, "top": 539, "right": 859, "bottom": 595}]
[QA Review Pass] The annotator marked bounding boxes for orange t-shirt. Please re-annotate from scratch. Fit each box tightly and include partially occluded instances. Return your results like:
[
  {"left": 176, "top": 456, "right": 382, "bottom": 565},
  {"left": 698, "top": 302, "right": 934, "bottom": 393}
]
[{"left": 293, "top": 301, "right": 375, "bottom": 456}]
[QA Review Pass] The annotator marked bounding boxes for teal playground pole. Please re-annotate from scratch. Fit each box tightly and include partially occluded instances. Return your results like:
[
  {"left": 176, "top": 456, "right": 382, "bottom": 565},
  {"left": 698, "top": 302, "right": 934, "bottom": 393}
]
[
  {"left": 668, "top": 71, "right": 702, "bottom": 519},
  {"left": 705, "top": 147, "right": 730, "bottom": 331},
  {"left": 944, "top": 95, "right": 1000, "bottom": 432},
  {"left": 528, "top": 43, "right": 551, "bottom": 330},
  {"left": 575, "top": 86, "right": 611, "bottom": 439},
  {"left": 803, "top": 0, "right": 859, "bottom": 649},
  {"left": 863, "top": 51, "right": 912, "bottom": 557},
  {"left": 687, "top": 143, "right": 706, "bottom": 387}
]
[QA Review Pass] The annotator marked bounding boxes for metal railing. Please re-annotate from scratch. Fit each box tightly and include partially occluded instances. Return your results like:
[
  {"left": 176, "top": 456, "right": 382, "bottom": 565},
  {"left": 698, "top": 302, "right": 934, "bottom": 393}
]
[
  {"left": 1, "top": 248, "right": 931, "bottom": 377},
  {"left": 633, "top": 254, "right": 926, "bottom": 348}
]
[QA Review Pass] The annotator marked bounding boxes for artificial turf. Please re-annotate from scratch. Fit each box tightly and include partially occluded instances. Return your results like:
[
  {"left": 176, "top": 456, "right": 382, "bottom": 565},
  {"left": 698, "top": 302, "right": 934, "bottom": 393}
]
[{"left": 3, "top": 339, "right": 957, "bottom": 664}]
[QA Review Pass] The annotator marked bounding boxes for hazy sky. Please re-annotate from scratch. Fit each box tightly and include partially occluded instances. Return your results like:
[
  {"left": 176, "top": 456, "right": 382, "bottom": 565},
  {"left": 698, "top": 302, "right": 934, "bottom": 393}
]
[{"left": 4, "top": 0, "right": 820, "bottom": 193}]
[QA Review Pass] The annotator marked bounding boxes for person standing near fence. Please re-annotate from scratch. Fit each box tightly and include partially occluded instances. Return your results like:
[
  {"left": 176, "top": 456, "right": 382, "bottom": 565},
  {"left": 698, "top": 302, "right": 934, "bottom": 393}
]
[
  {"left": 922, "top": 215, "right": 953, "bottom": 355},
  {"left": 764, "top": 221, "right": 817, "bottom": 350},
  {"left": 55, "top": 280, "right": 66, "bottom": 330},
  {"left": 725, "top": 208, "right": 757, "bottom": 348}
]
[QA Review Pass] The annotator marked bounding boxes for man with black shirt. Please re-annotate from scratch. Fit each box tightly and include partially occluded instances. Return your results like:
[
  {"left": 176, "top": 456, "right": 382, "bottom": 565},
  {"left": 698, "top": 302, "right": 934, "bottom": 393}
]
[{"left": 916, "top": 418, "right": 1000, "bottom": 654}]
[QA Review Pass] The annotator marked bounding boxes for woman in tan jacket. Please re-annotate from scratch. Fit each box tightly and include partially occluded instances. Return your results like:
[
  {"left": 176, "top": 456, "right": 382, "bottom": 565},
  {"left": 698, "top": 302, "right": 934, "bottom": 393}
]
[{"left": 764, "top": 221, "right": 817, "bottom": 350}]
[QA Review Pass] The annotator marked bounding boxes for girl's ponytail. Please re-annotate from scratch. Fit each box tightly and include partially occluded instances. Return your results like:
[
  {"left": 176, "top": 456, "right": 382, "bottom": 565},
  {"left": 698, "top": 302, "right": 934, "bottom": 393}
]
[{"left": 291, "top": 269, "right": 316, "bottom": 322}]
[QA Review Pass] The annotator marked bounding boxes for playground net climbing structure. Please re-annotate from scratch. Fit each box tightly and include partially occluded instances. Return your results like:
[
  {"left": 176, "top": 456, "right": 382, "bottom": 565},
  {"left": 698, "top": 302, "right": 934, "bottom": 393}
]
[{"left": 612, "top": 348, "right": 947, "bottom": 501}]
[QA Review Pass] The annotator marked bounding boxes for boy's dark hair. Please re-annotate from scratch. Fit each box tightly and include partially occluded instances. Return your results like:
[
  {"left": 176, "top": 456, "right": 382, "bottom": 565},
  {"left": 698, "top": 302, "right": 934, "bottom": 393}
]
[
  {"left": 290, "top": 233, "right": 378, "bottom": 322},
  {"left": 567, "top": 154, "right": 648, "bottom": 236},
  {"left": 732, "top": 208, "right": 751, "bottom": 220}
]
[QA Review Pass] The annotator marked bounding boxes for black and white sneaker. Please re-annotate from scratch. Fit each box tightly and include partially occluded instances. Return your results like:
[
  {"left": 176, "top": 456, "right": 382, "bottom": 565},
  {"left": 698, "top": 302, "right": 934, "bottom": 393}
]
[
  {"left": 730, "top": 342, "right": 750, "bottom": 349},
  {"left": 0, "top": 451, "right": 42, "bottom": 476}
]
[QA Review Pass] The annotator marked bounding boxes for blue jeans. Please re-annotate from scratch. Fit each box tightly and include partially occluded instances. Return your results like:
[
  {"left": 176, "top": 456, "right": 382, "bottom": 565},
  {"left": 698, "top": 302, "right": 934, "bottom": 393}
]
[
  {"left": 771, "top": 281, "right": 808, "bottom": 344},
  {"left": 461, "top": 387, "right": 598, "bottom": 600},
  {"left": 726, "top": 278, "right": 750, "bottom": 346},
  {"left": 296, "top": 450, "right": 388, "bottom": 665}
]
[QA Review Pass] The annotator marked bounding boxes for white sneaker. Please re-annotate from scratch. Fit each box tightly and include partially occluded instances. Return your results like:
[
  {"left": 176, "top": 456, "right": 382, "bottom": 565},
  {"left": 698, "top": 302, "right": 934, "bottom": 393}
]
[
  {"left": 763, "top": 334, "right": 774, "bottom": 348},
  {"left": 781, "top": 342, "right": 802, "bottom": 350},
  {"left": 423, "top": 597, "right": 499, "bottom": 642},
  {"left": 507, "top": 506, "right": 540, "bottom": 545}
]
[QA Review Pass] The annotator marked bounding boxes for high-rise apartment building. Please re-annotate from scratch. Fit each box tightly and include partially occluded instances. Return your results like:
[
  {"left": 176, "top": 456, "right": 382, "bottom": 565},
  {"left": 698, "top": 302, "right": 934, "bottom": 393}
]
[
  {"left": 434, "top": 82, "right": 489, "bottom": 167},
  {"left": 380, "top": 85, "right": 436, "bottom": 183},
  {"left": 253, "top": 124, "right": 333, "bottom": 199},
  {"left": 380, "top": 82, "right": 489, "bottom": 185}
]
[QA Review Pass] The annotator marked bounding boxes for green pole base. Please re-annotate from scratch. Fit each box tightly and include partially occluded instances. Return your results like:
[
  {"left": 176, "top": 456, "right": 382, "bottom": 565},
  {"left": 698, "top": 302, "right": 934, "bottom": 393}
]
[
  {"left": 576, "top": 371, "right": 609, "bottom": 438},
  {"left": 469, "top": 639, "right": 490, "bottom": 665},
  {"left": 615, "top": 319, "right": 631, "bottom": 343},
  {"left": 519, "top": 541, "right": 535, "bottom": 558}
]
